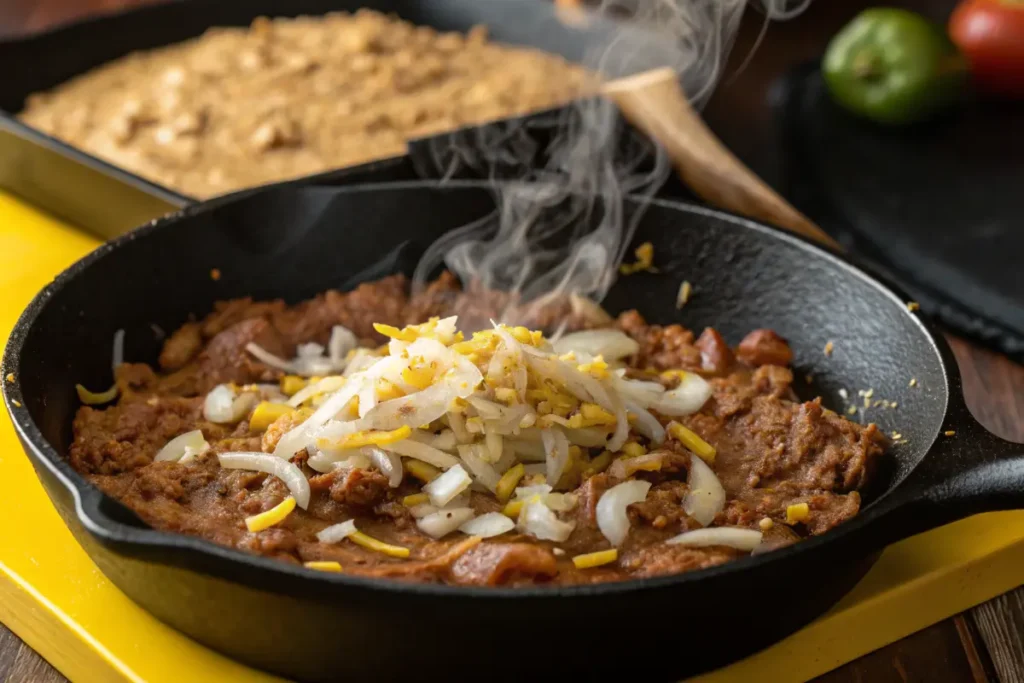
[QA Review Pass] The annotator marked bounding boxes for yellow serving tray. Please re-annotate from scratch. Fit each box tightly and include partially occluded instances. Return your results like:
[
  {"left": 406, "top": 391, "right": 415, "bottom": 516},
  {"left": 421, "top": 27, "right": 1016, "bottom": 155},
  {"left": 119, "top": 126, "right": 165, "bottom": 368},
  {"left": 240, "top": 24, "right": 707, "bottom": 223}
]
[{"left": 1, "top": 190, "right": 1023, "bottom": 683}]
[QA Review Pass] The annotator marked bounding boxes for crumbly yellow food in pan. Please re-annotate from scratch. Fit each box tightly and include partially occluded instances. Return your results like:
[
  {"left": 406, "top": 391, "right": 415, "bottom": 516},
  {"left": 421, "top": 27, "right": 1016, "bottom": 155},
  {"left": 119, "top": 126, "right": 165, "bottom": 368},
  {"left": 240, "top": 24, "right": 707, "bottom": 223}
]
[{"left": 20, "top": 11, "right": 590, "bottom": 198}]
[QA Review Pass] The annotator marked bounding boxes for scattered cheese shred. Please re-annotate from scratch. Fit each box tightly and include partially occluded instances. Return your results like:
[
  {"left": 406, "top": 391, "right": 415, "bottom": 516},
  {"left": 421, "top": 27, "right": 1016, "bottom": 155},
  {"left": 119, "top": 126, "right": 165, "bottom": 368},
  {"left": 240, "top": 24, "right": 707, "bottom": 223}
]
[
  {"left": 405, "top": 459, "right": 441, "bottom": 483},
  {"left": 619, "top": 242, "right": 657, "bottom": 275},
  {"left": 75, "top": 383, "right": 119, "bottom": 405},
  {"left": 280, "top": 375, "right": 307, "bottom": 396},
  {"left": 785, "top": 503, "right": 810, "bottom": 525},
  {"left": 824, "top": 341, "right": 835, "bottom": 357},
  {"left": 349, "top": 530, "right": 410, "bottom": 558},
  {"left": 373, "top": 323, "right": 418, "bottom": 342},
  {"left": 245, "top": 496, "right": 296, "bottom": 532},
  {"left": 676, "top": 280, "right": 693, "bottom": 309},
  {"left": 323, "top": 425, "right": 413, "bottom": 450},
  {"left": 5, "top": 373, "right": 13, "bottom": 383},
  {"left": 759, "top": 517, "right": 774, "bottom": 531},
  {"left": 944, "top": 430, "right": 956, "bottom": 437},
  {"left": 304, "top": 561, "right": 343, "bottom": 572},
  {"left": 496, "top": 463, "right": 526, "bottom": 503},
  {"left": 402, "top": 493, "right": 430, "bottom": 507},
  {"left": 249, "top": 402, "right": 294, "bottom": 432},
  {"left": 572, "top": 548, "right": 618, "bottom": 569},
  {"left": 907, "top": 301, "right": 920, "bottom": 312},
  {"left": 502, "top": 499, "right": 525, "bottom": 519},
  {"left": 667, "top": 422, "right": 716, "bottom": 463}
]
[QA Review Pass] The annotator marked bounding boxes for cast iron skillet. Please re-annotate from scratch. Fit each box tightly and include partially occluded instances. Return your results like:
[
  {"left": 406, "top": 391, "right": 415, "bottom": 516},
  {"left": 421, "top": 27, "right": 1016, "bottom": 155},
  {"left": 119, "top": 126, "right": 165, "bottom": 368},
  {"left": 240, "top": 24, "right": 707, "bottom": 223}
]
[{"left": 3, "top": 180, "right": 1023, "bottom": 683}]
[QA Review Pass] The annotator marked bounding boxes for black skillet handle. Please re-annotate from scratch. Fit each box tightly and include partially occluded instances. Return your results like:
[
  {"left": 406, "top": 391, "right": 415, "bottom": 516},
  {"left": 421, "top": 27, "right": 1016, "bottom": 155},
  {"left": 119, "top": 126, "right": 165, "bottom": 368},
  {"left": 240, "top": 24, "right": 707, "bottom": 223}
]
[{"left": 888, "top": 405, "right": 1024, "bottom": 536}]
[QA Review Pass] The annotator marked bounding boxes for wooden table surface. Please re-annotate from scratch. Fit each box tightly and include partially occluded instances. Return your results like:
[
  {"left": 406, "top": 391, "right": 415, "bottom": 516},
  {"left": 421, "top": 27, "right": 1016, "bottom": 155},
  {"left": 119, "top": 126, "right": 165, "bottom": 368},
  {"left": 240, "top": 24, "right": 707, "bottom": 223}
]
[{"left": 1, "top": 2, "right": 1022, "bottom": 682}]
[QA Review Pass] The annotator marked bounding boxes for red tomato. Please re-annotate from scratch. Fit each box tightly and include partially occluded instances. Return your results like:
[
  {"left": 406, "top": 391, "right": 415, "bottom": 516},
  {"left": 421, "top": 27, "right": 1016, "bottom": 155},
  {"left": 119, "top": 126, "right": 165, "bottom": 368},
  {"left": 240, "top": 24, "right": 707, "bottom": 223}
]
[{"left": 949, "top": 0, "right": 1024, "bottom": 97}]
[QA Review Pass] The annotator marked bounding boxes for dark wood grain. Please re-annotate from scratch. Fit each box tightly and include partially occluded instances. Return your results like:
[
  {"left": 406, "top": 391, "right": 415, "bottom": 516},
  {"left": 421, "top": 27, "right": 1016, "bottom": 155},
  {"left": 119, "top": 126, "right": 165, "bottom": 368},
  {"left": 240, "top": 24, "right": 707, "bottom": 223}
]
[{"left": 0, "top": 2, "right": 1021, "bottom": 683}]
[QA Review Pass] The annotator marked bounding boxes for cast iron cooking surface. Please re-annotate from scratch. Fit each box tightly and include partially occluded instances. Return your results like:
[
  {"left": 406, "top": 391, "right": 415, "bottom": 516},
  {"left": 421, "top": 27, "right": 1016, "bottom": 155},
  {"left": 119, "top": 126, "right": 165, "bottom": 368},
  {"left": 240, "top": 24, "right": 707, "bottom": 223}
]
[
  {"left": 4, "top": 182, "right": 1022, "bottom": 683},
  {"left": 774, "top": 63, "right": 1024, "bottom": 360}
]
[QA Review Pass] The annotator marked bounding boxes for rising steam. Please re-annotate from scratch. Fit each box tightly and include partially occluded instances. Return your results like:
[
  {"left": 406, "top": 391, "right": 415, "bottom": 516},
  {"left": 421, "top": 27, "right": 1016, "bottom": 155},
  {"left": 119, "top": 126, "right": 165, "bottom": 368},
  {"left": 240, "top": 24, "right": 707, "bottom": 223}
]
[{"left": 412, "top": 0, "right": 813, "bottom": 332}]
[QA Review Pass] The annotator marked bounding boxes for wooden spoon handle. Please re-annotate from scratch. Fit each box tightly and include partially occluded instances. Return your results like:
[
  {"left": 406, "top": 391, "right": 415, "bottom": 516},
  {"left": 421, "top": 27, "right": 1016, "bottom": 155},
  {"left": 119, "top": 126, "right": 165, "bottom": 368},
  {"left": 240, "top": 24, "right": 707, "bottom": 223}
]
[{"left": 603, "top": 67, "right": 839, "bottom": 249}]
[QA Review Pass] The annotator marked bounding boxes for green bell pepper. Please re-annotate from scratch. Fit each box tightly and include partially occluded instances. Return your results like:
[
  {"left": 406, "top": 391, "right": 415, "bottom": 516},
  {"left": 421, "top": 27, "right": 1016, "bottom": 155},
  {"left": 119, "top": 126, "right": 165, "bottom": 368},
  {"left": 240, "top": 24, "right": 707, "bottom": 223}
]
[{"left": 823, "top": 8, "right": 969, "bottom": 125}]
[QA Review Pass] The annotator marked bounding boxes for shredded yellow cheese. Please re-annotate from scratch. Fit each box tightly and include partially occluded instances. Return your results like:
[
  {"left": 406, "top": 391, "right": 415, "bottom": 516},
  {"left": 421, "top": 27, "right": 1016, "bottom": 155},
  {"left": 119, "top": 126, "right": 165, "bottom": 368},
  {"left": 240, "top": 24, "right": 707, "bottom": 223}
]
[
  {"left": 249, "top": 402, "right": 294, "bottom": 432},
  {"left": 322, "top": 425, "right": 412, "bottom": 450},
  {"left": 619, "top": 242, "right": 657, "bottom": 275},
  {"left": 786, "top": 503, "right": 810, "bottom": 525},
  {"left": 402, "top": 493, "right": 430, "bottom": 507},
  {"left": 75, "top": 383, "right": 119, "bottom": 405},
  {"left": 496, "top": 463, "right": 526, "bottom": 503},
  {"left": 620, "top": 441, "right": 647, "bottom": 458},
  {"left": 401, "top": 366, "right": 434, "bottom": 390},
  {"left": 304, "top": 561, "right": 343, "bottom": 572},
  {"left": 349, "top": 531, "right": 410, "bottom": 558},
  {"left": 404, "top": 459, "right": 441, "bottom": 483},
  {"left": 280, "top": 375, "right": 307, "bottom": 396},
  {"left": 374, "top": 379, "right": 405, "bottom": 402},
  {"left": 245, "top": 497, "right": 296, "bottom": 532},
  {"left": 5, "top": 373, "right": 14, "bottom": 383},
  {"left": 502, "top": 499, "right": 525, "bottom": 519},
  {"left": 373, "top": 323, "right": 418, "bottom": 342},
  {"left": 584, "top": 451, "right": 613, "bottom": 477},
  {"left": 494, "top": 387, "right": 518, "bottom": 405},
  {"left": 667, "top": 421, "right": 716, "bottom": 463},
  {"left": 572, "top": 548, "right": 618, "bottom": 569}
]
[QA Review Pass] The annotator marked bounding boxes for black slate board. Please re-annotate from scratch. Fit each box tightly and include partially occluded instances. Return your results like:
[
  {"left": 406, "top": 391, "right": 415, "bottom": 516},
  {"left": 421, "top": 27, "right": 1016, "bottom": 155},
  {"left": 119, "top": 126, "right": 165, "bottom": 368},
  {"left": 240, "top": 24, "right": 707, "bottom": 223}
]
[{"left": 773, "top": 62, "right": 1024, "bottom": 360}]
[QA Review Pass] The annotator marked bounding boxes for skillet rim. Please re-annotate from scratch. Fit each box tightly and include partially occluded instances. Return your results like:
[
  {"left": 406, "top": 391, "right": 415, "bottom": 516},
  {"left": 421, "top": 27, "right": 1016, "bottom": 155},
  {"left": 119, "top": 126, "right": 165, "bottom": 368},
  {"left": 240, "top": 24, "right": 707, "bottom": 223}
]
[{"left": 0, "top": 179, "right": 959, "bottom": 599}]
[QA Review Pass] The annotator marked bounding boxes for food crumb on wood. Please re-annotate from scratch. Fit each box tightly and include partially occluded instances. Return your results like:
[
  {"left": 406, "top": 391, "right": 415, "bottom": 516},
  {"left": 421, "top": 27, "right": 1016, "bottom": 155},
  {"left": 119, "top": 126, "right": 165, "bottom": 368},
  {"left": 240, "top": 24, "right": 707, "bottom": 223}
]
[
  {"left": 824, "top": 340, "right": 835, "bottom": 357},
  {"left": 5, "top": 373, "right": 13, "bottom": 382},
  {"left": 210, "top": 268, "right": 221, "bottom": 281},
  {"left": 944, "top": 430, "right": 956, "bottom": 437},
  {"left": 907, "top": 301, "right": 920, "bottom": 312},
  {"left": 676, "top": 280, "right": 692, "bottom": 309}
]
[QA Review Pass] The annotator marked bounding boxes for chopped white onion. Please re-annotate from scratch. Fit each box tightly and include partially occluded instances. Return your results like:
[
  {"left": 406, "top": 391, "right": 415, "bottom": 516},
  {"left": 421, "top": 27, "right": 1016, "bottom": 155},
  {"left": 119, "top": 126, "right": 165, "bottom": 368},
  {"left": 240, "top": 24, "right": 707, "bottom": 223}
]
[
  {"left": 272, "top": 378, "right": 364, "bottom": 458},
  {"left": 666, "top": 527, "right": 762, "bottom": 551},
  {"left": 514, "top": 484, "right": 554, "bottom": 499},
  {"left": 154, "top": 429, "right": 209, "bottom": 462},
  {"left": 457, "top": 443, "right": 501, "bottom": 491},
  {"left": 287, "top": 376, "right": 346, "bottom": 407},
  {"left": 682, "top": 453, "right": 726, "bottom": 526},
  {"left": 203, "top": 384, "right": 258, "bottom": 424},
  {"left": 297, "top": 342, "right": 325, "bottom": 358},
  {"left": 328, "top": 326, "right": 357, "bottom": 366},
  {"left": 409, "top": 429, "right": 458, "bottom": 451},
  {"left": 596, "top": 479, "right": 651, "bottom": 546},
  {"left": 517, "top": 498, "right": 575, "bottom": 542},
  {"left": 317, "top": 519, "right": 357, "bottom": 543},
  {"left": 564, "top": 427, "right": 610, "bottom": 448},
  {"left": 553, "top": 329, "right": 639, "bottom": 362},
  {"left": 653, "top": 374, "right": 713, "bottom": 416},
  {"left": 459, "top": 512, "right": 515, "bottom": 538},
  {"left": 416, "top": 507, "right": 475, "bottom": 539},
  {"left": 608, "top": 451, "right": 666, "bottom": 479},
  {"left": 383, "top": 438, "right": 460, "bottom": 469},
  {"left": 409, "top": 503, "right": 439, "bottom": 519},
  {"left": 423, "top": 464, "right": 472, "bottom": 506},
  {"left": 542, "top": 428, "right": 570, "bottom": 488},
  {"left": 366, "top": 447, "right": 403, "bottom": 488},
  {"left": 623, "top": 398, "right": 665, "bottom": 444},
  {"left": 218, "top": 452, "right": 311, "bottom": 509}
]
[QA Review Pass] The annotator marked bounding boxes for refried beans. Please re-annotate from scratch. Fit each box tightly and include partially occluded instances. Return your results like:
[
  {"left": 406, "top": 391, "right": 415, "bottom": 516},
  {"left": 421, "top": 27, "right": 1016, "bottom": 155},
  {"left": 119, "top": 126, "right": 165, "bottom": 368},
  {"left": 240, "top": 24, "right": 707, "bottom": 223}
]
[{"left": 70, "top": 273, "right": 887, "bottom": 586}]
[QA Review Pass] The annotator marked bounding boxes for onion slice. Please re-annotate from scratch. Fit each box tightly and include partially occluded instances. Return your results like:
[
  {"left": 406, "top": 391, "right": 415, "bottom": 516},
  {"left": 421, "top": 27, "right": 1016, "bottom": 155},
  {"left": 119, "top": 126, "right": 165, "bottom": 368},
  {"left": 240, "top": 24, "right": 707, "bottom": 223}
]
[
  {"left": 682, "top": 453, "right": 726, "bottom": 526},
  {"left": 218, "top": 452, "right": 311, "bottom": 509},
  {"left": 653, "top": 373, "right": 713, "bottom": 416},
  {"left": 317, "top": 519, "right": 357, "bottom": 543},
  {"left": 552, "top": 329, "right": 639, "bottom": 362},
  {"left": 666, "top": 527, "right": 762, "bottom": 551},
  {"left": 595, "top": 479, "right": 651, "bottom": 546},
  {"left": 459, "top": 512, "right": 515, "bottom": 538},
  {"left": 204, "top": 384, "right": 258, "bottom": 424},
  {"left": 417, "top": 507, "right": 475, "bottom": 539},
  {"left": 154, "top": 429, "right": 209, "bottom": 462},
  {"left": 366, "top": 447, "right": 403, "bottom": 488},
  {"left": 517, "top": 498, "right": 575, "bottom": 542},
  {"left": 542, "top": 428, "right": 570, "bottom": 488},
  {"left": 423, "top": 463, "right": 472, "bottom": 506}
]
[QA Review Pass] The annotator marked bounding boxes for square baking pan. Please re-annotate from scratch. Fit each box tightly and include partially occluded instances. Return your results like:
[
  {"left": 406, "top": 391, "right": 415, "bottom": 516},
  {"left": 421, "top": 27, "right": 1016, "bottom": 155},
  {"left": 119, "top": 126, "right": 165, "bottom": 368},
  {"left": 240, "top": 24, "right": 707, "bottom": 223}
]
[{"left": 0, "top": 0, "right": 683, "bottom": 240}]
